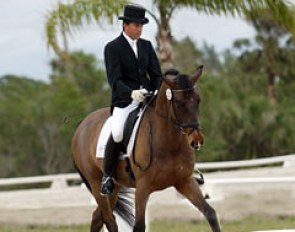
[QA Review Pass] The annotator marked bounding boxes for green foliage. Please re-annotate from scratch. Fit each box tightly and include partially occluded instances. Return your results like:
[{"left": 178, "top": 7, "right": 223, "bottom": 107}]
[
  {"left": 0, "top": 76, "right": 48, "bottom": 176},
  {"left": 0, "top": 51, "right": 110, "bottom": 177},
  {"left": 150, "top": 216, "right": 295, "bottom": 232},
  {"left": 232, "top": 8, "right": 295, "bottom": 105},
  {"left": 173, "top": 37, "right": 222, "bottom": 75},
  {"left": 50, "top": 50, "right": 111, "bottom": 111},
  {"left": 171, "top": 36, "right": 295, "bottom": 162},
  {"left": 172, "top": 37, "right": 203, "bottom": 73},
  {"left": 38, "top": 77, "right": 86, "bottom": 174}
]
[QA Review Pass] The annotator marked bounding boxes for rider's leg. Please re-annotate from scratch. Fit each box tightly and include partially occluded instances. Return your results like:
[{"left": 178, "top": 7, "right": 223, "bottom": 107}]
[
  {"left": 101, "top": 101, "right": 139, "bottom": 196},
  {"left": 101, "top": 134, "right": 121, "bottom": 196},
  {"left": 111, "top": 100, "right": 139, "bottom": 143}
]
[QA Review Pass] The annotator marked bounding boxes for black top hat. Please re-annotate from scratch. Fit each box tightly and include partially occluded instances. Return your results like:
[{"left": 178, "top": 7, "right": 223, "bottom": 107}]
[{"left": 118, "top": 4, "right": 149, "bottom": 24}]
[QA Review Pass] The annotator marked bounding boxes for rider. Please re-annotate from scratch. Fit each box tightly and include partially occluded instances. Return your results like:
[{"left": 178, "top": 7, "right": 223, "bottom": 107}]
[{"left": 101, "top": 4, "right": 162, "bottom": 196}]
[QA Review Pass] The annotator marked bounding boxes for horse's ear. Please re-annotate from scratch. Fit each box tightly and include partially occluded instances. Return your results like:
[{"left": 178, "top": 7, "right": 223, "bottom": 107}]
[
  {"left": 163, "top": 74, "right": 178, "bottom": 87},
  {"left": 163, "top": 69, "right": 179, "bottom": 87},
  {"left": 192, "top": 65, "right": 203, "bottom": 84}
]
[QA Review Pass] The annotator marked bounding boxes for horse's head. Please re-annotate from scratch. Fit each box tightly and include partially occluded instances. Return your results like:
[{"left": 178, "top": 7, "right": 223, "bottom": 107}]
[{"left": 160, "top": 66, "right": 204, "bottom": 149}]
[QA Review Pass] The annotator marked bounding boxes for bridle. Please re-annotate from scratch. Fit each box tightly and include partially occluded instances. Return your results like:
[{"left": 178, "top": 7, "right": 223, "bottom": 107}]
[{"left": 155, "top": 86, "right": 200, "bottom": 135}]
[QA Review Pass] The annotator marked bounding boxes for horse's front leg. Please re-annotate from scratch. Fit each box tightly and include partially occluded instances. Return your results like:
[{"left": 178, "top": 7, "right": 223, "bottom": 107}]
[
  {"left": 133, "top": 185, "right": 150, "bottom": 232},
  {"left": 175, "top": 177, "right": 221, "bottom": 232}
]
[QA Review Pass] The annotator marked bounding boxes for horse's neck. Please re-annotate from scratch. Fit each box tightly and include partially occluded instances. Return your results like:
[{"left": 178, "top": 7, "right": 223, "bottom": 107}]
[
  {"left": 154, "top": 83, "right": 173, "bottom": 116},
  {"left": 150, "top": 87, "right": 188, "bottom": 150}
]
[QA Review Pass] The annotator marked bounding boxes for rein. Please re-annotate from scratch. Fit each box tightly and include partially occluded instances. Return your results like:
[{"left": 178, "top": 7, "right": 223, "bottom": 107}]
[{"left": 132, "top": 94, "right": 155, "bottom": 172}]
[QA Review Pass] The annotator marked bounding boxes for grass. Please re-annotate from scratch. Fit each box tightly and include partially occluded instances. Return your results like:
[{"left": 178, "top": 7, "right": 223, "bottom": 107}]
[
  {"left": 150, "top": 216, "right": 295, "bottom": 232},
  {"left": 1, "top": 216, "right": 295, "bottom": 232},
  {"left": 0, "top": 224, "right": 87, "bottom": 232}
]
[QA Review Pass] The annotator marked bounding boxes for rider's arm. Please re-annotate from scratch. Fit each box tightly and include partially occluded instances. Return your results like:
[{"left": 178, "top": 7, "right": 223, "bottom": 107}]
[{"left": 104, "top": 43, "right": 133, "bottom": 100}]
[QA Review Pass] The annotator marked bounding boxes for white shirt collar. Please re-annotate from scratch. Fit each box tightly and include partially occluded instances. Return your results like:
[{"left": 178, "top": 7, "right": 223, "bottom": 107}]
[
  {"left": 123, "top": 31, "right": 138, "bottom": 46},
  {"left": 123, "top": 31, "right": 138, "bottom": 57}
]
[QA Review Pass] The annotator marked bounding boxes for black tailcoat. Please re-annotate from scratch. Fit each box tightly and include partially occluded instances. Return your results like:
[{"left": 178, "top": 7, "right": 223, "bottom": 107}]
[{"left": 104, "top": 34, "right": 162, "bottom": 109}]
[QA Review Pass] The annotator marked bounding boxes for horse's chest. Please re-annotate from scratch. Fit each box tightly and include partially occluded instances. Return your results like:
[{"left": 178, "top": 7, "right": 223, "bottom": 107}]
[
  {"left": 173, "top": 161, "right": 194, "bottom": 177},
  {"left": 154, "top": 156, "right": 194, "bottom": 182}
]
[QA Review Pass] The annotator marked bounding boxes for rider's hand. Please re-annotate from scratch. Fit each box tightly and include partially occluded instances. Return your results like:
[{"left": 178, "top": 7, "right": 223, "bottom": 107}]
[{"left": 131, "top": 88, "right": 148, "bottom": 102}]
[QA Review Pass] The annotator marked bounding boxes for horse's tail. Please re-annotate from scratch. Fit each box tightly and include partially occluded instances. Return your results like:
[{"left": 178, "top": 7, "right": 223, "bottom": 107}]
[
  {"left": 114, "top": 188, "right": 135, "bottom": 227},
  {"left": 73, "top": 162, "right": 134, "bottom": 226},
  {"left": 73, "top": 161, "right": 134, "bottom": 226}
]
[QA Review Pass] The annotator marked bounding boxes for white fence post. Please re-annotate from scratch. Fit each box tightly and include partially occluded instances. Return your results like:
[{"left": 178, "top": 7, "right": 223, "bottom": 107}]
[
  {"left": 283, "top": 155, "right": 295, "bottom": 167},
  {"left": 50, "top": 176, "right": 68, "bottom": 189}
]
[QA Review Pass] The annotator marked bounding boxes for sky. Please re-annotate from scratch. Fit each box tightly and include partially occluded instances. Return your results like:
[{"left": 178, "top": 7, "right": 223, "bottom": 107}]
[{"left": 0, "top": 0, "right": 259, "bottom": 82}]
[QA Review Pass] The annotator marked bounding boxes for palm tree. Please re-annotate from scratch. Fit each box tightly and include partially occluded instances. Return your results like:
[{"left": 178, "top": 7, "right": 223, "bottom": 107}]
[
  {"left": 233, "top": 6, "right": 295, "bottom": 104},
  {"left": 46, "top": 0, "right": 295, "bottom": 70},
  {"left": 46, "top": 0, "right": 128, "bottom": 79}
]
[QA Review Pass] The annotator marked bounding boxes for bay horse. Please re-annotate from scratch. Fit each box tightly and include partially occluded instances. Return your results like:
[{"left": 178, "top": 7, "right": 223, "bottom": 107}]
[{"left": 71, "top": 66, "right": 221, "bottom": 232}]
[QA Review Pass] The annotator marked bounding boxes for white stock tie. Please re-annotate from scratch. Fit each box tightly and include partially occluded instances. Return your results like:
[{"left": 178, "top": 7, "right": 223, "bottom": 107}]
[{"left": 131, "top": 40, "right": 138, "bottom": 58}]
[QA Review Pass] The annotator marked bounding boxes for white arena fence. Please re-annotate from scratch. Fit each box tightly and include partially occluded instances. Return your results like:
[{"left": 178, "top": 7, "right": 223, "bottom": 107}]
[
  {"left": 0, "top": 154, "right": 294, "bottom": 190},
  {"left": 0, "top": 173, "right": 80, "bottom": 190},
  {"left": 195, "top": 153, "right": 295, "bottom": 170}
]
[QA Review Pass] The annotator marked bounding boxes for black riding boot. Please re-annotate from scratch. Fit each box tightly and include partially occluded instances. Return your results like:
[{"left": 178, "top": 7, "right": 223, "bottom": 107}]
[{"left": 101, "top": 135, "right": 121, "bottom": 196}]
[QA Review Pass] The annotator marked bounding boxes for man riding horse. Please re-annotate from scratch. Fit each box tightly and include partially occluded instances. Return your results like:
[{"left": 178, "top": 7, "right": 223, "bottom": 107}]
[
  {"left": 101, "top": 4, "right": 162, "bottom": 196},
  {"left": 72, "top": 5, "right": 220, "bottom": 231}
]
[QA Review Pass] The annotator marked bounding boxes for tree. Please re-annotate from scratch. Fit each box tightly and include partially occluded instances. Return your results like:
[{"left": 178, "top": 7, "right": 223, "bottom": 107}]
[
  {"left": 38, "top": 76, "right": 86, "bottom": 174},
  {"left": 172, "top": 36, "right": 203, "bottom": 72},
  {"left": 0, "top": 76, "right": 49, "bottom": 176},
  {"left": 46, "top": 0, "right": 128, "bottom": 78},
  {"left": 46, "top": 0, "right": 295, "bottom": 70},
  {"left": 0, "top": 50, "right": 111, "bottom": 177},
  {"left": 233, "top": 7, "right": 295, "bottom": 104},
  {"left": 172, "top": 36, "right": 222, "bottom": 75},
  {"left": 50, "top": 50, "right": 110, "bottom": 111}
]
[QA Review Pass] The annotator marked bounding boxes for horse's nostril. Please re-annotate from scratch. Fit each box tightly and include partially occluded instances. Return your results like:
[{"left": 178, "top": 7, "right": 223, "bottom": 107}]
[{"left": 191, "top": 141, "right": 197, "bottom": 149}]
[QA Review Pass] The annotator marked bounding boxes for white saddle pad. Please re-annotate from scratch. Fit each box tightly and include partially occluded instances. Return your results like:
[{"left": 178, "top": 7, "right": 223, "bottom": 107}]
[{"left": 96, "top": 108, "right": 145, "bottom": 159}]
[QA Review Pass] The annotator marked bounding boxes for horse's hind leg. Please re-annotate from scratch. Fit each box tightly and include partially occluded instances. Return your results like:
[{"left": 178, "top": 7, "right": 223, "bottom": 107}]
[
  {"left": 91, "top": 183, "right": 120, "bottom": 232},
  {"left": 175, "top": 177, "right": 221, "bottom": 232},
  {"left": 90, "top": 205, "right": 103, "bottom": 232}
]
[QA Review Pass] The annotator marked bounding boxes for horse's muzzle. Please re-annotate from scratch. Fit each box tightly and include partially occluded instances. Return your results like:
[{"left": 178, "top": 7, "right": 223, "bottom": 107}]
[{"left": 188, "top": 128, "right": 204, "bottom": 150}]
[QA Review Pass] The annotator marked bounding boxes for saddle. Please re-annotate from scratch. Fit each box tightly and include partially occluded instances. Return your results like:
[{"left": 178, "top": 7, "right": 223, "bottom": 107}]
[
  {"left": 123, "top": 93, "right": 156, "bottom": 148},
  {"left": 120, "top": 95, "right": 156, "bottom": 180},
  {"left": 122, "top": 105, "right": 141, "bottom": 148}
]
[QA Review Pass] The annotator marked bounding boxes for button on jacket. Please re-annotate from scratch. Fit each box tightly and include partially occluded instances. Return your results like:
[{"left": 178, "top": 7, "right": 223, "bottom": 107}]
[{"left": 104, "top": 33, "right": 162, "bottom": 110}]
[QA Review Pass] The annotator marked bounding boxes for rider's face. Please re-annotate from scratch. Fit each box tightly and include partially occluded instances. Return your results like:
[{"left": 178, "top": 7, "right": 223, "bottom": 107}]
[{"left": 124, "top": 22, "right": 144, "bottom": 40}]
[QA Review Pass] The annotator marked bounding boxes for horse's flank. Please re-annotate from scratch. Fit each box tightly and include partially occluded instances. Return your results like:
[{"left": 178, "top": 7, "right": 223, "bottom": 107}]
[{"left": 71, "top": 107, "right": 136, "bottom": 188}]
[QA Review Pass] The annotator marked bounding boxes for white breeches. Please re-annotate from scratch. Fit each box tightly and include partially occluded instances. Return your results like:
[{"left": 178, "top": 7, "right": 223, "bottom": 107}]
[{"left": 111, "top": 100, "right": 140, "bottom": 143}]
